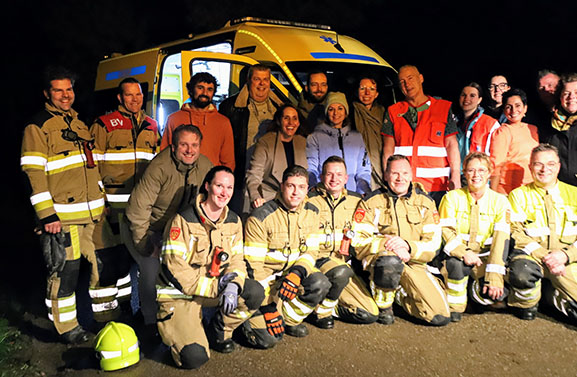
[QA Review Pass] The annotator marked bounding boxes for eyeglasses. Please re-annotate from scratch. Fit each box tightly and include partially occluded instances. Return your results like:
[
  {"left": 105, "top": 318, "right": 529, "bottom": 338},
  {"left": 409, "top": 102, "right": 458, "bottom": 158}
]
[
  {"left": 532, "top": 161, "right": 559, "bottom": 170},
  {"left": 488, "top": 83, "right": 509, "bottom": 91},
  {"left": 359, "top": 86, "right": 377, "bottom": 92},
  {"left": 465, "top": 168, "right": 489, "bottom": 176}
]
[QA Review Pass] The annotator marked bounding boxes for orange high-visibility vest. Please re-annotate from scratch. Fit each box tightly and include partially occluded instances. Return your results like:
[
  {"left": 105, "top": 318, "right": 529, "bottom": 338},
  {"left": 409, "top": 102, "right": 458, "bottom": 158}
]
[{"left": 388, "top": 97, "right": 453, "bottom": 192}]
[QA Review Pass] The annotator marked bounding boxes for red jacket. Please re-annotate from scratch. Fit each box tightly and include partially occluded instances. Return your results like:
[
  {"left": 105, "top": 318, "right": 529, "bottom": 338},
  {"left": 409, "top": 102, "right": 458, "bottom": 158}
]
[
  {"left": 160, "top": 103, "right": 235, "bottom": 170},
  {"left": 387, "top": 97, "right": 453, "bottom": 192}
]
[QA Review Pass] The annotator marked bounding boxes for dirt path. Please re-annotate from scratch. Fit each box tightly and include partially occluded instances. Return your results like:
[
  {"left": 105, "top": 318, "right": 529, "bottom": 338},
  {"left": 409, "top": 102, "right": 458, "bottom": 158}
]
[{"left": 19, "top": 308, "right": 577, "bottom": 377}]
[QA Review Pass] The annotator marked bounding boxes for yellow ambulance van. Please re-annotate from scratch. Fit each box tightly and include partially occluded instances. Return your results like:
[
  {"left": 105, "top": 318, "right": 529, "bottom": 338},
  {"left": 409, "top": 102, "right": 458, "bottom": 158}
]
[{"left": 94, "top": 17, "right": 398, "bottom": 131}]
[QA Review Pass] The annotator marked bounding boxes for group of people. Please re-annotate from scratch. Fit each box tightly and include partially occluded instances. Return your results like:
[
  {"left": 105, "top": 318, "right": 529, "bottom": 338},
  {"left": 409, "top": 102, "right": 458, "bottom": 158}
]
[{"left": 20, "top": 62, "right": 577, "bottom": 370}]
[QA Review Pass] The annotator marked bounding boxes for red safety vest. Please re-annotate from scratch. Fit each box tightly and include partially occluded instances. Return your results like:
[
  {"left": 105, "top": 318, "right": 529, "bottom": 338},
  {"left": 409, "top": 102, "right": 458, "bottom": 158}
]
[
  {"left": 466, "top": 113, "right": 499, "bottom": 155},
  {"left": 388, "top": 97, "right": 452, "bottom": 192}
]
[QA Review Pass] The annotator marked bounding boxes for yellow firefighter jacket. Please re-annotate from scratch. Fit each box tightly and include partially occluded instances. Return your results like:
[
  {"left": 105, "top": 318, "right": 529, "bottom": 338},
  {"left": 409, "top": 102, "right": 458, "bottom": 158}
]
[{"left": 21, "top": 103, "right": 105, "bottom": 225}]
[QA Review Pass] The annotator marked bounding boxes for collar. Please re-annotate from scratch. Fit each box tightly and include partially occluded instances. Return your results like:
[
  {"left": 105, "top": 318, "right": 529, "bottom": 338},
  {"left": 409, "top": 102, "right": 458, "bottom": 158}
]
[
  {"left": 383, "top": 182, "right": 413, "bottom": 199},
  {"left": 45, "top": 102, "right": 78, "bottom": 119},
  {"left": 195, "top": 193, "right": 228, "bottom": 227}
]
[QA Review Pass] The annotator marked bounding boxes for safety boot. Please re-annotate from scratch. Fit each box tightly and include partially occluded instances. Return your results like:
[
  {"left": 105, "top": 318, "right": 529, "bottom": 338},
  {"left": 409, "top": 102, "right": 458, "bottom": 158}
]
[
  {"left": 285, "top": 323, "right": 309, "bottom": 337},
  {"left": 61, "top": 326, "right": 90, "bottom": 344},
  {"left": 450, "top": 312, "right": 462, "bottom": 322},
  {"left": 211, "top": 338, "right": 236, "bottom": 354},
  {"left": 516, "top": 306, "right": 538, "bottom": 321},
  {"left": 314, "top": 316, "right": 334, "bottom": 329},
  {"left": 377, "top": 307, "right": 394, "bottom": 325}
]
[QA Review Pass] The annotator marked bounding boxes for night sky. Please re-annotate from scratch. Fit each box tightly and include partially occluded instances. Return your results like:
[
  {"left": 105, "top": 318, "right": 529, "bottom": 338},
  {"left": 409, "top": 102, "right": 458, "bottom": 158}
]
[{"left": 4, "top": 0, "right": 575, "bottom": 282}]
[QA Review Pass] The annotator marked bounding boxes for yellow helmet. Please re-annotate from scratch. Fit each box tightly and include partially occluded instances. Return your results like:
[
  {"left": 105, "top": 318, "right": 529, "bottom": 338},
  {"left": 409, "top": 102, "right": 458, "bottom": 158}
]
[{"left": 94, "top": 321, "right": 140, "bottom": 371}]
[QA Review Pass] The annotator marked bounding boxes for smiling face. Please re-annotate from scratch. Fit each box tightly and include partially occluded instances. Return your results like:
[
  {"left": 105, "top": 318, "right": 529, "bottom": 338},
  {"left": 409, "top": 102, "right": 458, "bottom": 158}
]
[
  {"left": 281, "top": 175, "right": 308, "bottom": 211},
  {"left": 385, "top": 158, "right": 412, "bottom": 196},
  {"left": 172, "top": 131, "right": 201, "bottom": 165},
  {"left": 321, "top": 161, "right": 348, "bottom": 198},
  {"left": 307, "top": 73, "right": 328, "bottom": 103},
  {"left": 459, "top": 86, "right": 482, "bottom": 114},
  {"left": 192, "top": 81, "right": 215, "bottom": 109},
  {"left": 204, "top": 170, "right": 234, "bottom": 211},
  {"left": 398, "top": 66, "right": 424, "bottom": 102},
  {"left": 488, "top": 75, "right": 509, "bottom": 106},
  {"left": 560, "top": 81, "right": 577, "bottom": 114},
  {"left": 118, "top": 82, "right": 143, "bottom": 114},
  {"left": 280, "top": 106, "right": 300, "bottom": 141},
  {"left": 248, "top": 69, "right": 271, "bottom": 103},
  {"left": 464, "top": 158, "right": 490, "bottom": 193},
  {"left": 530, "top": 150, "right": 560, "bottom": 190},
  {"left": 327, "top": 103, "right": 347, "bottom": 128},
  {"left": 503, "top": 95, "right": 527, "bottom": 124},
  {"left": 44, "top": 79, "right": 75, "bottom": 112},
  {"left": 358, "top": 78, "right": 379, "bottom": 108}
]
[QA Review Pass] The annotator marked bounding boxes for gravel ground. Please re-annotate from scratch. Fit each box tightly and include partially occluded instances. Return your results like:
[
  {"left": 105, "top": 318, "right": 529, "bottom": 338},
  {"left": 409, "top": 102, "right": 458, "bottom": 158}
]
[{"left": 15, "top": 305, "right": 577, "bottom": 377}]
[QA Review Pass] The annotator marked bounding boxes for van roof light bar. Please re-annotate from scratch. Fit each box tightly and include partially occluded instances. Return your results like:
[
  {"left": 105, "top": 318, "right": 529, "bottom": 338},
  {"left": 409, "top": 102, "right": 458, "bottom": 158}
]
[{"left": 229, "top": 17, "right": 332, "bottom": 31}]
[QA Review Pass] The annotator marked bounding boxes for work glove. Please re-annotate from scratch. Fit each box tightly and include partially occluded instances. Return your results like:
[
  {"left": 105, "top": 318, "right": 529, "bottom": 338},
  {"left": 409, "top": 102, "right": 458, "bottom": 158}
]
[
  {"left": 260, "top": 304, "right": 284, "bottom": 338},
  {"left": 218, "top": 272, "right": 238, "bottom": 292},
  {"left": 220, "top": 283, "right": 239, "bottom": 315},
  {"left": 278, "top": 270, "right": 302, "bottom": 301},
  {"left": 40, "top": 231, "right": 67, "bottom": 274}
]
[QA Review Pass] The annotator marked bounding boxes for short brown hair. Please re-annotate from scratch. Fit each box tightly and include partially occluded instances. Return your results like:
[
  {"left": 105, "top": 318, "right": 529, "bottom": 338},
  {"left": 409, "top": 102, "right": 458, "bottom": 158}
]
[
  {"left": 463, "top": 152, "right": 493, "bottom": 173},
  {"left": 282, "top": 165, "right": 308, "bottom": 184},
  {"left": 385, "top": 154, "right": 410, "bottom": 173},
  {"left": 530, "top": 143, "right": 559, "bottom": 161}
]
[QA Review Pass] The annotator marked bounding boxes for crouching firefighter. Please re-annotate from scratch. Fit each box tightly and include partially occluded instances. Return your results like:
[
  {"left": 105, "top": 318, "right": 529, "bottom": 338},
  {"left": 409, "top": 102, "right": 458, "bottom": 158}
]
[
  {"left": 352, "top": 155, "right": 450, "bottom": 326},
  {"left": 243, "top": 165, "right": 330, "bottom": 348},
  {"left": 507, "top": 144, "right": 577, "bottom": 323},
  {"left": 438, "top": 152, "right": 511, "bottom": 322},
  {"left": 307, "top": 156, "right": 380, "bottom": 327},
  {"left": 156, "top": 167, "right": 264, "bottom": 369}
]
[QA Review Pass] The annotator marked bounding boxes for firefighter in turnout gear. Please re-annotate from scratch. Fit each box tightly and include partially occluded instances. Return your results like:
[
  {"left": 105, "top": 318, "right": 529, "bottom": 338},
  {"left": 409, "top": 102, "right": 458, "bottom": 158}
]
[
  {"left": 307, "top": 156, "right": 379, "bottom": 327},
  {"left": 21, "top": 67, "right": 106, "bottom": 343},
  {"left": 508, "top": 144, "right": 577, "bottom": 323},
  {"left": 156, "top": 167, "right": 264, "bottom": 369},
  {"left": 242, "top": 165, "right": 330, "bottom": 348},
  {"left": 352, "top": 155, "right": 450, "bottom": 326},
  {"left": 90, "top": 77, "right": 159, "bottom": 322},
  {"left": 438, "top": 152, "right": 511, "bottom": 322}
]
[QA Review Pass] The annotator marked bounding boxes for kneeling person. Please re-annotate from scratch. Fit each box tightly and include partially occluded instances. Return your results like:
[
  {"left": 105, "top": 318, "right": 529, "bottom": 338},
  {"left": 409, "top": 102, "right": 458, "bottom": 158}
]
[
  {"left": 508, "top": 144, "right": 577, "bottom": 322},
  {"left": 352, "top": 155, "right": 450, "bottom": 326},
  {"left": 243, "top": 165, "right": 330, "bottom": 348},
  {"left": 438, "top": 152, "right": 511, "bottom": 322},
  {"left": 156, "top": 167, "right": 264, "bottom": 369},
  {"left": 307, "top": 156, "right": 379, "bottom": 327}
]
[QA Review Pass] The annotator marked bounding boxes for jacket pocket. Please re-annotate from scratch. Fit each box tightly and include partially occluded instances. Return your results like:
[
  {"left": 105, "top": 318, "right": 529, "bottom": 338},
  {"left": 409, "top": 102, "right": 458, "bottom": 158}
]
[{"left": 428, "top": 121, "right": 446, "bottom": 145}]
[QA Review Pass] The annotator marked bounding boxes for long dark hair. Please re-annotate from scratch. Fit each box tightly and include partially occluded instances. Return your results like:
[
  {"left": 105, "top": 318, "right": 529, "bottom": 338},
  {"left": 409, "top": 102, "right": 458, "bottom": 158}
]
[{"left": 268, "top": 103, "right": 307, "bottom": 136}]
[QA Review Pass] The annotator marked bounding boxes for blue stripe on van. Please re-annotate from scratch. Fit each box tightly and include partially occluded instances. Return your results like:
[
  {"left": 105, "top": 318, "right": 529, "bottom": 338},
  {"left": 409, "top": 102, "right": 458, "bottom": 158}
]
[
  {"left": 310, "top": 52, "right": 379, "bottom": 63},
  {"left": 105, "top": 65, "right": 147, "bottom": 81}
]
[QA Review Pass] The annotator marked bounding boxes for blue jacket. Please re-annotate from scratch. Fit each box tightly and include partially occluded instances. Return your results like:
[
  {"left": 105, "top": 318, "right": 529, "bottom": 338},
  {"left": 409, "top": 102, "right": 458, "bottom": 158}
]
[{"left": 306, "top": 123, "right": 371, "bottom": 194}]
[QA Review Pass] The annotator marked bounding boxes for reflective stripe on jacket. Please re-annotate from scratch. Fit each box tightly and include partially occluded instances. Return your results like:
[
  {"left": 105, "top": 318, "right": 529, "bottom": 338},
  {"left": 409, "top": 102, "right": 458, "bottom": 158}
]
[{"left": 388, "top": 97, "right": 452, "bottom": 192}]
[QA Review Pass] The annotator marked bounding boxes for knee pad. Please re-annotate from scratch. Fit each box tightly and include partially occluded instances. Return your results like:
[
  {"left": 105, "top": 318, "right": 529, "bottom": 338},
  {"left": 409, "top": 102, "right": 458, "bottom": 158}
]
[
  {"left": 445, "top": 257, "right": 472, "bottom": 280},
  {"left": 373, "top": 255, "right": 404, "bottom": 289},
  {"left": 300, "top": 272, "right": 331, "bottom": 306},
  {"left": 96, "top": 246, "right": 131, "bottom": 286},
  {"left": 179, "top": 343, "right": 209, "bottom": 369},
  {"left": 508, "top": 258, "right": 543, "bottom": 289},
  {"left": 57, "top": 259, "right": 81, "bottom": 297},
  {"left": 336, "top": 306, "right": 378, "bottom": 324},
  {"left": 429, "top": 314, "right": 451, "bottom": 327},
  {"left": 241, "top": 279, "right": 265, "bottom": 310},
  {"left": 324, "top": 265, "right": 354, "bottom": 300}
]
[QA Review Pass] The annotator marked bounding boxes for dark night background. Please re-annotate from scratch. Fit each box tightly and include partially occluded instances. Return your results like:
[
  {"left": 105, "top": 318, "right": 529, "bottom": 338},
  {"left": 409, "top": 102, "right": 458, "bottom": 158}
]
[{"left": 3, "top": 0, "right": 575, "bottom": 295}]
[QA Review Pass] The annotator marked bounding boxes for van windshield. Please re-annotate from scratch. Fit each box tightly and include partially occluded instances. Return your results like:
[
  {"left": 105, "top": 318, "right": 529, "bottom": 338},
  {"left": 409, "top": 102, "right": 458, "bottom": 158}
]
[{"left": 279, "top": 62, "right": 399, "bottom": 107}]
